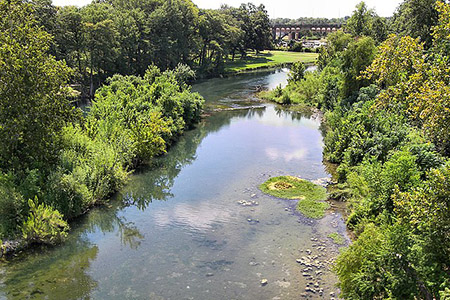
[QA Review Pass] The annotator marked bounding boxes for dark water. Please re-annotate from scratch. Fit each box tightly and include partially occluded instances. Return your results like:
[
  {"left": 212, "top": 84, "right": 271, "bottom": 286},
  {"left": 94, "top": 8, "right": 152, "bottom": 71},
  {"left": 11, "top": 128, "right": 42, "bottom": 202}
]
[{"left": 0, "top": 69, "right": 347, "bottom": 299}]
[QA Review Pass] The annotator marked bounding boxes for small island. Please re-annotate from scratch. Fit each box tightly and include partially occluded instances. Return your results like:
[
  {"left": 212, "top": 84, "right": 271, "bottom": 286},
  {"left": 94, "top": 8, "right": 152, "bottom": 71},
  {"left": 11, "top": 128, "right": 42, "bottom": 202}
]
[{"left": 259, "top": 176, "right": 329, "bottom": 219}]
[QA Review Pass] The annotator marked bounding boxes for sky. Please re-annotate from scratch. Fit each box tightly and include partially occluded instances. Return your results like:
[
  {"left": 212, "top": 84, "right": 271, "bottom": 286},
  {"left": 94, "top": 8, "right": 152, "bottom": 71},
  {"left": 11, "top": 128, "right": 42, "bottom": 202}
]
[{"left": 52, "top": 0, "right": 404, "bottom": 19}]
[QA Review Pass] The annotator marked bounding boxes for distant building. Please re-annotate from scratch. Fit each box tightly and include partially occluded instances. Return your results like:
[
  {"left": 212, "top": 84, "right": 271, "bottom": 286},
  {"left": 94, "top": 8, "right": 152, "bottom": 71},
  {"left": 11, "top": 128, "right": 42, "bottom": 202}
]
[{"left": 302, "top": 40, "right": 327, "bottom": 49}]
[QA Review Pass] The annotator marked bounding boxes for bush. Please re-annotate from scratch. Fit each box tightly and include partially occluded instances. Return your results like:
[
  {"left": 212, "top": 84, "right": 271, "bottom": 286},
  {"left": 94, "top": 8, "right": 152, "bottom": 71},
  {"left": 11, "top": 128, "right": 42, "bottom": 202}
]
[
  {"left": 0, "top": 173, "right": 24, "bottom": 238},
  {"left": 288, "top": 61, "right": 306, "bottom": 83},
  {"left": 335, "top": 223, "right": 419, "bottom": 299},
  {"left": 46, "top": 170, "right": 92, "bottom": 219},
  {"left": 60, "top": 125, "right": 129, "bottom": 202},
  {"left": 289, "top": 42, "right": 303, "bottom": 52},
  {"left": 21, "top": 198, "right": 69, "bottom": 245},
  {"left": 324, "top": 99, "right": 409, "bottom": 168}
]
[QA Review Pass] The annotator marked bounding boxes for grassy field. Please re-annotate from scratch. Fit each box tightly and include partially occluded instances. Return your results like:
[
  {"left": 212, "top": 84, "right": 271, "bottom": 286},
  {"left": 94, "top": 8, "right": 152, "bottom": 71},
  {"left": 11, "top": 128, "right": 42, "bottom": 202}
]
[{"left": 224, "top": 50, "right": 318, "bottom": 73}]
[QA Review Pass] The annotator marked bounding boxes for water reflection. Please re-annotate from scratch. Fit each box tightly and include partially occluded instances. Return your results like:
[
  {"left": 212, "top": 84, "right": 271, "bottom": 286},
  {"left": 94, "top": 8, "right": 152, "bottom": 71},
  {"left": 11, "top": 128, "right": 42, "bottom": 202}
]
[
  {"left": 193, "top": 69, "right": 289, "bottom": 111},
  {"left": 153, "top": 202, "right": 232, "bottom": 232},
  {"left": 0, "top": 202, "right": 147, "bottom": 299},
  {"left": 1, "top": 239, "right": 98, "bottom": 299},
  {"left": 0, "top": 69, "right": 345, "bottom": 299},
  {"left": 265, "top": 147, "right": 307, "bottom": 162},
  {"left": 118, "top": 108, "right": 259, "bottom": 211}
]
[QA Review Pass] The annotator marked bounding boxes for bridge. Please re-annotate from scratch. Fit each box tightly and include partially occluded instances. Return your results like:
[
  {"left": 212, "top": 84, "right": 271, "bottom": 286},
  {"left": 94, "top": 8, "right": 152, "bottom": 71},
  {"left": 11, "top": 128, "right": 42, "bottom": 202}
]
[{"left": 272, "top": 24, "right": 342, "bottom": 40}]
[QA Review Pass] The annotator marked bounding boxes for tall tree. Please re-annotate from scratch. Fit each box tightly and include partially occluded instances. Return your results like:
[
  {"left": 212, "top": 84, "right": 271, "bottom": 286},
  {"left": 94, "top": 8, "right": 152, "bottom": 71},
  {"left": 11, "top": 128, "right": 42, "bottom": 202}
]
[
  {"left": 82, "top": 3, "right": 119, "bottom": 97},
  {"left": 345, "top": 1, "right": 375, "bottom": 37},
  {"left": 0, "top": 0, "right": 75, "bottom": 172},
  {"left": 54, "top": 6, "right": 85, "bottom": 81},
  {"left": 391, "top": 0, "right": 440, "bottom": 48},
  {"left": 148, "top": 0, "right": 200, "bottom": 70}
]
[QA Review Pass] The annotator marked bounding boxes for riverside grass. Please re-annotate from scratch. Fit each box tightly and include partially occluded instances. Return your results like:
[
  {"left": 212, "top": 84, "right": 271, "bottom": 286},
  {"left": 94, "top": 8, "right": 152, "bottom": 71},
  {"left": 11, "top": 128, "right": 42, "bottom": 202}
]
[
  {"left": 328, "top": 232, "right": 345, "bottom": 245},
  {"left": 259, "top": 176, "right": 329, "bottom": 219},
  {"left": 224, "top": 51, "right": 318, "bottom": 73}
]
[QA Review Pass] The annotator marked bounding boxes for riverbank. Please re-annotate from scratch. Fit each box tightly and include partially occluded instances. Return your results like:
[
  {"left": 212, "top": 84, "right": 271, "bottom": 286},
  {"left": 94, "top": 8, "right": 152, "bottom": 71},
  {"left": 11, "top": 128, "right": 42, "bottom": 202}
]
[
  {"left": 223, "top": 50, "right": 318, "bottom": 74},
  {"left": 0, "top": 69, "right": 347, "bottom": 299},
  {"left": 0, "top": 66, "right": 204, "bottom": 259}
]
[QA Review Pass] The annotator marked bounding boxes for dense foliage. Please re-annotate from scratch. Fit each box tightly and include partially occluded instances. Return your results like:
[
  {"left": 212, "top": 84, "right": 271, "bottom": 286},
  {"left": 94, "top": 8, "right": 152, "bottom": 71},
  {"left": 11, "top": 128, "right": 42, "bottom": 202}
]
[
  {"left": 0, "top": 0, "right": 204, "bottom": 247},
  {"left": 265, "top": 1, "right": 450, "bottom": 298},
  {"left": 29, "top": 0, "right": 271, "bottom": 95}
]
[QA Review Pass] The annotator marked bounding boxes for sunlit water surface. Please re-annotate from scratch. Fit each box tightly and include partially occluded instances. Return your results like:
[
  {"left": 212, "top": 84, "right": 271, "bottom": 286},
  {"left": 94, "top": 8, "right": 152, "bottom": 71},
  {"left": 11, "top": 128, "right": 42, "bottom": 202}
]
[{"left": 0, "top": 69, "right": 347, "bottom": 299}]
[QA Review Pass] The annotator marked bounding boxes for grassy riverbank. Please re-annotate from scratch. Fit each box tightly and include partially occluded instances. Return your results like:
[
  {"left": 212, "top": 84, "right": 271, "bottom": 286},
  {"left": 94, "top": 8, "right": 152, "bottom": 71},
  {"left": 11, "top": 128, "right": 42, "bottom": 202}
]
[
  {"left": 224, "top": 51, "right": 318, "bottom": 73},
  {"left": 262, "top": 21, "right": 450, "bottom": 299},
  {"left": 0, "top": 64, "right": 204, "bottom": 257}
]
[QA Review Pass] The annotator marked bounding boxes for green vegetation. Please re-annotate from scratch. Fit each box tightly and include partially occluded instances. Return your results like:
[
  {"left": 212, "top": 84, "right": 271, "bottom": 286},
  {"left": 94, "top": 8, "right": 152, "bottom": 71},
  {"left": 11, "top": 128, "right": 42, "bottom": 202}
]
[
  {"left": 266, "top": 1, "right": 450, "bottom": 298},
  {"left": 259, "top": 176, "right": 326, "bottom": 200},
  {"left": 328, "top": 232, "right": 345, "bottom": 245},
  {"left": 27, "top": 0, "right": 272, "bottom": 92},
  {"left": 0, "top": 0, "right": 204, "bottom": 248},
  {"left": 224, "top": 51, "right": 318, "bottom": 73},
  {"left": 2, "top": 0, "right": 450, "bottom": 297},
  {"left": 21, "top": 198, "right": 69, "bottom": 245},
  {"left": 297, "top": 199, "right": 330, "bottom": 219},
  {"left": 259, "top": 176, "right": 328, "bottom": 219}
]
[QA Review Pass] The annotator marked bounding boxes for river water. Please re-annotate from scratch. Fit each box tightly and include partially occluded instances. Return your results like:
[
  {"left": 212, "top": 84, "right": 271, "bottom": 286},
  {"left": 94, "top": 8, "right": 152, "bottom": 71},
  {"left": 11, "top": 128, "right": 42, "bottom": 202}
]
[{"left": 0, "top": 69, "right": 347, "bottom": 299}]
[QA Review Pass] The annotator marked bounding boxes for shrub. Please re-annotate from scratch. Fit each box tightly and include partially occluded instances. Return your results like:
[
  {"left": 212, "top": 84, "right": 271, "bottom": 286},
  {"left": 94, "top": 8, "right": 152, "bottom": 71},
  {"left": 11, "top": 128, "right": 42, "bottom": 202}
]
[
  {"left": 21, "top": 198, "right": 69, "bottom": 245},
  {"left": 324, "top": 99, "right": 409, "bottom": 168},
  {"left": 46, "top": 170, "right": 92, "bottom": 219},
  {"left": 288, "top": 61, "right": 306, "bottom": 83},
  {"left": 0, "top": 173, "right": 24, "bottom": 238},
  {"left": 289, "top": 42, "right": 303, "bottom": 52}
]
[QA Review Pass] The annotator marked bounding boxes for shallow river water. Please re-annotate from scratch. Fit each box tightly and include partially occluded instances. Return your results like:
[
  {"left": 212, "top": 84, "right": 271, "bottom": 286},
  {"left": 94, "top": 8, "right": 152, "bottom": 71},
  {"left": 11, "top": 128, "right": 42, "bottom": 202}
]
[{"left": 0, "top": 69, "right": 348, "bottom": 299}]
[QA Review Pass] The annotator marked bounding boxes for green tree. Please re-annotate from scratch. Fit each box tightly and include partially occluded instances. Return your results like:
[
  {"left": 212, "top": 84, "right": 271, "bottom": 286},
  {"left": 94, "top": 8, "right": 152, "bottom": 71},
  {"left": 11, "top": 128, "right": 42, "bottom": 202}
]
[
  {"left": 341, "top": 36, "right": 377, "bottom": 98},
  {"left": 288, "top": 61, "right": 306, "bottom": 83},
  {"left": 317, "top": 30, "right": 352, "bottom": 70},
  {"left": 0, "top": 0, "right": 75, "bottom": 172},
  {"left": 394, "top": 164, "right": 450, "bottom": 298},
  {"left": 392, "top": 0, "right": 440, "bottom": 48},
  {"left": 234, "top": 3, "right": 271, "bottom": 55},
  {"left": 82, "top": 3, "right": 119, "bottom": 98},
  {"left": 54, "top": 6, "right": 86, "bottom": 81},
  {"left": 147, "top": 0, "right": 200, "bottom": 70},
  {"left": 345, "top": 2, "right": 375, "bottom": 37}
]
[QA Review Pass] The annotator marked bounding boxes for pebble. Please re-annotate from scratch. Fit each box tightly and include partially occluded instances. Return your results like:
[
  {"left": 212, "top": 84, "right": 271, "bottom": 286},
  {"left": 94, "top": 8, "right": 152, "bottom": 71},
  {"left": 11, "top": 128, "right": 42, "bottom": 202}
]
[{"left": 238, "top": 200, "right": 258, "bottom": 207}]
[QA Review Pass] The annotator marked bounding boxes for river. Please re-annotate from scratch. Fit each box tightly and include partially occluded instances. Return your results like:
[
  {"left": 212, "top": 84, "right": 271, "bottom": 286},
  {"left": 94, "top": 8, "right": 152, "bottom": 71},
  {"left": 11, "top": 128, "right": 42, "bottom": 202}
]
[{"left": 0, "top": 69, "right": 347, "bottom": 299}]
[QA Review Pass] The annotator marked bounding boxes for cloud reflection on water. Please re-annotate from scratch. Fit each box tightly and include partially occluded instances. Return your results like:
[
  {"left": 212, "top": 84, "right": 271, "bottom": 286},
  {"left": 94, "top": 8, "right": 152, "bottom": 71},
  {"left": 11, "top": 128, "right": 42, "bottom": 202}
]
[
  {"left": 265, "top": 147, "right": 308, "bottom": 162},
  {"left": 153, "top": 202, "right": 233, "bottom": 232}
]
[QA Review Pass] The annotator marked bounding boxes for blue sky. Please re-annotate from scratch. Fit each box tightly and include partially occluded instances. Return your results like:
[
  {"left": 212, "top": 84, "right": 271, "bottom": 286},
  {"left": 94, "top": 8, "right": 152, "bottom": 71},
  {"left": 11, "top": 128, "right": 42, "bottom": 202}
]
[{"left": 52, "top": 0, "right": 404, "bottom": 19}]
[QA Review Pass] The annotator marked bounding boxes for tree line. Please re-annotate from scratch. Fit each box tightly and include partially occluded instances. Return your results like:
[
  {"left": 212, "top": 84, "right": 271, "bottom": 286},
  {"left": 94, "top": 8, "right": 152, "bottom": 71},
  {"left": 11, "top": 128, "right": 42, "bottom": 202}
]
[
  {"left": 30, "top": 0, "right": 272, "bottom": 97},
  {"left": 271, "top": 17, "right": 347, "bottom": 26},
  {"left": 262, "top": 0, "right": 450, "bottom": 298}
]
